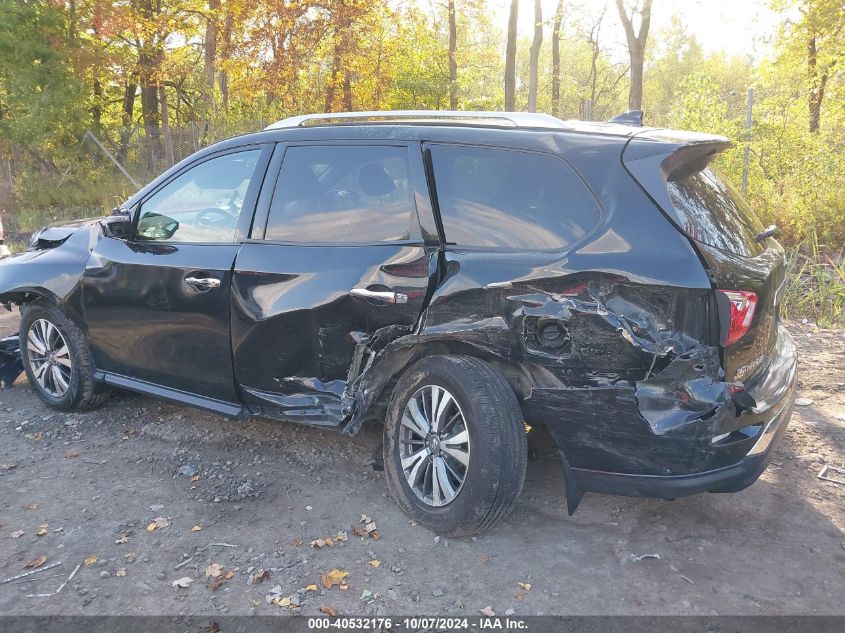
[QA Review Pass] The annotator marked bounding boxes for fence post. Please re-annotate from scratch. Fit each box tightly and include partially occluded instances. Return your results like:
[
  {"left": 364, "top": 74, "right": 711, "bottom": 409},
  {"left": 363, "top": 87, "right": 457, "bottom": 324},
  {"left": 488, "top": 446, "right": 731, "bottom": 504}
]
[{"left": 742, "top": 87, "right": 753, "bottom": 196}]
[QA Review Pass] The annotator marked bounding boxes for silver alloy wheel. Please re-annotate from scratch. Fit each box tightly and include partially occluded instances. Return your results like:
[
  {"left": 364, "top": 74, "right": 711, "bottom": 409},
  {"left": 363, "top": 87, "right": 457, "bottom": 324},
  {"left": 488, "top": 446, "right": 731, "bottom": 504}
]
[
  {"left": 399, "top": 384, "right": 470, "bottom": 507},
  {"left": 26, "top": 318, "right": 72, "bottom": 398}
]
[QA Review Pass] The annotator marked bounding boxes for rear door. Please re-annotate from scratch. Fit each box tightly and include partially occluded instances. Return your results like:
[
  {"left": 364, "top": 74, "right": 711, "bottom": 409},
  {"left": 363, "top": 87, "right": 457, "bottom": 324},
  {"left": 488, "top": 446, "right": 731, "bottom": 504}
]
[
  {"left": 83, "top": 145, "right": 271, "bottom": 411},
  {"left": 231, "top": 142, "right": 438, "bottom": 425}
]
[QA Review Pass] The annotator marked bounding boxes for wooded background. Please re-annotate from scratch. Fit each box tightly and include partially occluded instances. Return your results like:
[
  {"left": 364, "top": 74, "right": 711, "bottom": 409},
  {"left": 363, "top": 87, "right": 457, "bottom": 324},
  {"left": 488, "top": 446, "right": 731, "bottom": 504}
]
[{"left": 0, "top": 0, "right": 843, "bottom": 320}]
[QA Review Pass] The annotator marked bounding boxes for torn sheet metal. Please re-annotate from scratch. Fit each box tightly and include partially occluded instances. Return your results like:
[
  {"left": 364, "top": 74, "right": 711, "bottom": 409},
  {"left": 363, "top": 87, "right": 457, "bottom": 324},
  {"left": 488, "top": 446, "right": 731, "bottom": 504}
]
[{"left": 0, "top": 334, "right": 22, "bottom": 388}]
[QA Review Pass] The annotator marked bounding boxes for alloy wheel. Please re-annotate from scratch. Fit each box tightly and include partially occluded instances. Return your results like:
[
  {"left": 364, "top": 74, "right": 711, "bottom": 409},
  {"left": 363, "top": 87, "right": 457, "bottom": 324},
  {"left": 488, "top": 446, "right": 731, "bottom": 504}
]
[
  {"left": 26, "top": 318, "right": 72, "bottom": 398},
  {"left": 399, "top": 384, "right": 470, "bottom": 507}
]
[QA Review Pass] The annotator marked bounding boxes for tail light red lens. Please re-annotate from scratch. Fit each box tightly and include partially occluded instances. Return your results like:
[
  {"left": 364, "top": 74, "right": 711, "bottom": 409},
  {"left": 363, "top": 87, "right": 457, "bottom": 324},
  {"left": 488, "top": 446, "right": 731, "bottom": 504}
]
[{"left": 719, "top": 290, "right": 757, "bottom": 346}]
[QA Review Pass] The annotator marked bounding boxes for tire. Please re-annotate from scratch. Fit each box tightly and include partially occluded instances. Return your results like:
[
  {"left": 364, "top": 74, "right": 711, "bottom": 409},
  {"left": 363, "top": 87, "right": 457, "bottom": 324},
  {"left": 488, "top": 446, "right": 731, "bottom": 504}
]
[
  {"left": 19, "top": 301, "right": 110, "bottom": 411},
  {"left": 383, "top": 355, "right": 527, "bottom": 536}
]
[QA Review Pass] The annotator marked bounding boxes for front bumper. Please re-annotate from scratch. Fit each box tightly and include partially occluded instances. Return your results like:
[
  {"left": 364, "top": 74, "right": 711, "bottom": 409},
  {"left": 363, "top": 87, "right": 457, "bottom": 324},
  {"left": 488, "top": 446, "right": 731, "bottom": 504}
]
[{"left": 569, "top": 325, "right": 797, "bottom": 500}]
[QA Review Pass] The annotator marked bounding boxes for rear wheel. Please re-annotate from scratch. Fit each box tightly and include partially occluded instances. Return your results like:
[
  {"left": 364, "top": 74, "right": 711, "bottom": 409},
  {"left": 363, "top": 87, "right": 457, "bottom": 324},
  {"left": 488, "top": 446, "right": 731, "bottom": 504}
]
[
  {"left": 383, "top": 355, "right": 527, "bottom": 536},
  {"left": 20, "top": 301, "right": 109, "bottom": 411}
]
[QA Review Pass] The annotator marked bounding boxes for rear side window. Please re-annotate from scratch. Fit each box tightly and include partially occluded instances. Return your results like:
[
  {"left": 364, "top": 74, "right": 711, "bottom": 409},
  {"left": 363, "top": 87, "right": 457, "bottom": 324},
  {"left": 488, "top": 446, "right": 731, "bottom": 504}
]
[
  {"left": 428, "top": 145, "right": 601, "bottom": 250},
  {"left": 666, "top": 167, "right": 765, "bottom": 257},
  {"left": 265, "top": 145, "right": 416, "bottom": 243}
]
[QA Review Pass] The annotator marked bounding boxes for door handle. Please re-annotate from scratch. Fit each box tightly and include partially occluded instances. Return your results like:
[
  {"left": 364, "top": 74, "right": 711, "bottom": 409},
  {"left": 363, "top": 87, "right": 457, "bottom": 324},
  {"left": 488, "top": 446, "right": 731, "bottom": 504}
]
[
  {"left": 350, "top": 288, "right": 408, "bottom": 304},
  {"left": 185, "top": 276, "right": 221, "bottom": 292}
]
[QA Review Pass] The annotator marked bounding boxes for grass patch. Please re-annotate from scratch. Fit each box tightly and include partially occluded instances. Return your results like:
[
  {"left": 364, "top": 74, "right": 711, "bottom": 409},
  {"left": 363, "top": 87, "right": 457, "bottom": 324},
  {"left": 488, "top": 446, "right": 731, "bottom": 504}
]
[{"left": 781, "top": 235, "right": 845, "bottom": 328}]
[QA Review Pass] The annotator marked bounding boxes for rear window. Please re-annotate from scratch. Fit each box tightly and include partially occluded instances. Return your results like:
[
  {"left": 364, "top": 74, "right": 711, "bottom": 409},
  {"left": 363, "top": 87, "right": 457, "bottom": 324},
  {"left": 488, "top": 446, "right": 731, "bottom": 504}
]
[
  {"left": 428, "top": 145, "right": 602, "bottom": 250},
  {"left": 666, "top": 167, "right": 765, "bottom": 257}
]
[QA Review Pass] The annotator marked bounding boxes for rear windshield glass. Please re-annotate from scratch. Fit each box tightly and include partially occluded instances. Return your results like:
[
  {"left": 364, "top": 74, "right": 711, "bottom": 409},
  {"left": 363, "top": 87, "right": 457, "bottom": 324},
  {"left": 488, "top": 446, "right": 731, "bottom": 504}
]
[{"left": 666, "top": 167, "right": 765, "bottom": 257}]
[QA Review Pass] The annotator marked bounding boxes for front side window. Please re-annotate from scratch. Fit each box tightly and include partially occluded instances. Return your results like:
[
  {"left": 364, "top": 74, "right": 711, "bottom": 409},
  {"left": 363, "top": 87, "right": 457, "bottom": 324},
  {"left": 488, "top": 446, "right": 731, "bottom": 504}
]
[
  {"left": 264, "top": 145, "right": 416, "bottom": 243},
  {"left": 137, "top": 150, "right": 261, "bottom": 242},
  {"left": 428, "top": 145, "right": 602, "bottom": 250}
]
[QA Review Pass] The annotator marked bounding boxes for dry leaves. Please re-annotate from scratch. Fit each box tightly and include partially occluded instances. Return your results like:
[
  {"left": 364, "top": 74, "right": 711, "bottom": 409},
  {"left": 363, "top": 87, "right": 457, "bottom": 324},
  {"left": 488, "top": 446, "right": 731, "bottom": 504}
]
[
  {"left": 23, "top": 555, "right": 47, "bottom": 569},
  {"left": 147, "top": 516, "right": 171, "bottom": 532},
  {"left": 205, "top": 563, "right": 234, "bottom": 589},
  {"left": 368, "top": 560, "right": 381, "bottom": 568},
  {"left": 319, "top": 606, "right": 338, "bottom": 617},
  {"left": 305, "top": 584, "right": 318, "bottom": 591},
  {"left": 247, "top": 569, "right": 270, "bottom": 585},
  {"left": 518, "top": 582, "right": 531, "bottom": 591},
  {"left": 115, "top": 568, "right": 127, "bottom": 577},
  {"left": 30, "top": 431, "right": 44, "bottom": 442},
  {"left": 191, "top": 475, "right": 200, "bottom": 482},
  {"left": 480, "top": 606, "right": 496, "bottom": 616},
  {"left": 22, "top": 502, "right": 38, "bottom": 510},
  {"left": 351, "top": 515, "right": 381, "bottom": 540},
  {"left": 291, "top": 538, "right": 303, "bottom": 547},
  {"left": 36, "top": 525, "right": 48, "bottom": 537},
  {"left": 115, "top": 533, "right": 131, "bottom": 544},
  {"left": 320, "top": 568, "right": 349, "bottom": 589},
  {"left": 272, "top": 595, "right": 300, "bottom": 609},
  {"left": 206, "top": 624, "right": 220, "bottom": 633},
  {"left": 9, "top": 530, "right": 24, "bottom": 539},
  {"left": 191, "top": 525, "right": 202, "bottom": 532},
  {"left": 64, "top": 450, "right": 79, "bottom": 459},
  {"left": 84, "top": 554, "right": 98, "bottom": 566},
  {"left": 172, "top": 576, "right": 193, "bottom": 588},
  {"left": 311, "top": 532, "right": 348, "bottom": 548}
]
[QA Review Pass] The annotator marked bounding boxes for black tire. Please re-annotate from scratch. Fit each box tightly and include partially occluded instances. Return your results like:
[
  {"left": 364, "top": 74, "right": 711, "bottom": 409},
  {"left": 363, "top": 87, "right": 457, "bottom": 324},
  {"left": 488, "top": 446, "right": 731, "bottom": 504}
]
[
  {"left": 383, "top": 355, "right": 527, "bottom": 536},
  {"left": 19, "top": 301, "right": 110, "bottom": 411}
]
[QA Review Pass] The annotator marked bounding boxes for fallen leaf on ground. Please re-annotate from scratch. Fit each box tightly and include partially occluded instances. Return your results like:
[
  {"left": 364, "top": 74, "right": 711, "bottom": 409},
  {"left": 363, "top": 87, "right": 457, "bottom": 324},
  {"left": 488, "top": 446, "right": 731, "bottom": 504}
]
[
  {"left": 360, "top": 514, "right": 372, "bottom": 524},
  {"left": 319, "top": 606, "right": 338, "bottom": 617},
  {"left": 147, "top": 516, "right": 171, "bottom": 531},
  {"left": 272, "top": 596, "right": 299, "bottom": 609},
  {"left": 64, "top": 450, "right": 79, "bottom": 459},
  {"left": 291, "top": 538, "right": 303, "bottom": 546},
  {"left": 518, "top": 582, "right": 531, "bottom": 591},
  {"left": 206, "top": 624, "right": 220, "bottom": 633},
  {"left": 172, "top": 576, "right": 193, "bottom": 588},
  {"left": 305, "top": 584, "right": 318, "bottom": 591},
  {"left": 30, "top": 432, "right": 43, "bottom": 441},
  {"left": 191, "top": 475, "right": 200, "bottom": 482},
  {"left": 335, "top": 531, "right": 348, "bottom": 542},
  {"left": 514, "top": 590, "right": 528, "bottom": 600},
  {"left": 191, "top": 525, "right": 202, "bottom": 532},
  {"left": 115, "top": 568, "right": 127, "bottom": 577},
  {"left": 320, "top": 569, "right": 349, "bottom": 589},
  {"left": 248, "top": 569, "right": 270, "bottom": 585},
  {"left": 36, "top": 525, "right": 48, "bottom": 536},
  {"left": 360, "top": 589, "right": 373, "bottom": 599},
  {"left": 479, "top": 555, "right": 490, "bottom": 565},
  {"left": 368, "top": 560, "right": 380, "bottom": 568},
  {"left": 205, "top": 563, "right": 223, "bottom": 578},
  {"left": 22, "top": 502, "right": 37, "bottom": 510},
  {"left": 9, "top": 530, "right": 24, "bottom": 539},
  {"left": 23, "top": 555, "right": 47, "bottom": 568},
  {"left": 311, "top": 537, "right": 334, "bottom": 548},
  {"left": 115, "top": 533, "right": 130, "bottom": 544},
  {"left": 84, "top": 554, "right": 98, "bottom": 566},
  {"left": 480, "top": 606, "right": 496, "bottom": 616},
  {"left": 351, "top": 525, "right": 367, "bottom": 537}
]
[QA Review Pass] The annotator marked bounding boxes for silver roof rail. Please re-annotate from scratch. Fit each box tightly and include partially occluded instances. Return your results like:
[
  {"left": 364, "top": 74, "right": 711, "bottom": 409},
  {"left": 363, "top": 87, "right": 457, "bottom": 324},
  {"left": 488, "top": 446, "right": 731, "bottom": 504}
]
[{"left": 265, "top": 110, "right": 568, "bottom": 130}]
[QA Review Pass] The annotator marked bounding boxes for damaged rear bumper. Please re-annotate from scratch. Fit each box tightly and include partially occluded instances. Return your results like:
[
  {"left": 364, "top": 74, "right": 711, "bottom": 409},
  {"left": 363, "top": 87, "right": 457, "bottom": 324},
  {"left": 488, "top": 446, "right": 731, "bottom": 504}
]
[{"left": 537, "top": 324, "right": 797, "bottom": 508}]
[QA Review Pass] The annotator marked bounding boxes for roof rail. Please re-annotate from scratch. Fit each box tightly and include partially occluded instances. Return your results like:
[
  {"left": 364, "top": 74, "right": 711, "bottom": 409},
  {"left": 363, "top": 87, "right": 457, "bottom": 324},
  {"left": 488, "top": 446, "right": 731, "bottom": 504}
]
[
  {"left": 265, "top": 110, "right": 568, "bottom": 130},
  {"left": 607, "top": 110, "right": 644, "bottom": 126}
]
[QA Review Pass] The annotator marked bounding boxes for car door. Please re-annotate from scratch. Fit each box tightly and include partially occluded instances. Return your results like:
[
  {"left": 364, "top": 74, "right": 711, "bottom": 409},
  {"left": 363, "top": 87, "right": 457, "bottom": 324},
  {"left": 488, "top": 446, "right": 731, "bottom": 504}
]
[
  {"left": 231, "top": 141, "right": 439, "bottom": 426},
  {"left": 82, "top": 145, "right": 272, "bottom": 413}
]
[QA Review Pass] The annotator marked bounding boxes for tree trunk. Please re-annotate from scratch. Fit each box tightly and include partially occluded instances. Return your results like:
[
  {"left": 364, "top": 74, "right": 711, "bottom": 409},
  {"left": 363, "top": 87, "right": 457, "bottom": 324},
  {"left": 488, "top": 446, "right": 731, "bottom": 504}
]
[
  {"left": 219, "top": 10, "right": 233, "bottom": 111},
  {"left": 139, "top": 48, "right": 161, "bottom": 170},
  {"left": 614, "top": 0, "right": 652, "bottom": 111},
  {"left": 504, "top": 0, "right": 518, "bottom": 110},
  {"left": 204, "top": 0, "right": 219, "bottom": 113},
  {"left": 527, "top": 0, "right": 542, "bottom": 112},
  {"left": 159, "top": 85, "right": 174, "bottom": 165},
  {"left": 118, "top": 80, "right": 136, "bottom": 164},
  {"left": 551, "top": 0, "right": 563, "bottom": 117},
  {"left": 448, "top": 0, "right": 458, "bottom": 110},
  {"left": 807, "top": 34, "right": 827, "bottom": 133},
  {"left": 91, "top": 74, "right": 102, "bottom": 134},
  {"left": 325, "top": 0, "right": 353, "bottom": 112}
]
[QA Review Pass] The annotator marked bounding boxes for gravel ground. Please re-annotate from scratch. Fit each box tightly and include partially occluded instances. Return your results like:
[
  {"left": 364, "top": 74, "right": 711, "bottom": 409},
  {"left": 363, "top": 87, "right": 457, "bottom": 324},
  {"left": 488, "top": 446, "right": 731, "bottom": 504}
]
[{"left": 0, "top": 310, "right": 843, "bottom": 617}]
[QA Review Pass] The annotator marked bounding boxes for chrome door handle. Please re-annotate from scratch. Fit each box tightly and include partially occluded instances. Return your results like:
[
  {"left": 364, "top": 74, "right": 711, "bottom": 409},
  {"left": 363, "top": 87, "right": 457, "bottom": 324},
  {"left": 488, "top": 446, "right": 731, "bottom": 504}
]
[
  {"left": 185, "top": 276, "right": 221, "bottom": 291},
  {"left": 350, "top": 288, "right": 408, "bottom": 304}
]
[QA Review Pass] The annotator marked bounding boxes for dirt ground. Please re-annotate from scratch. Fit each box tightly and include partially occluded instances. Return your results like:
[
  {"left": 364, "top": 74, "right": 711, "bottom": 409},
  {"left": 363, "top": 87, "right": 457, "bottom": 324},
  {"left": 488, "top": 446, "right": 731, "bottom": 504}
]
[{"left": 0, "top": 309, "right": 843, "bottom": 617}]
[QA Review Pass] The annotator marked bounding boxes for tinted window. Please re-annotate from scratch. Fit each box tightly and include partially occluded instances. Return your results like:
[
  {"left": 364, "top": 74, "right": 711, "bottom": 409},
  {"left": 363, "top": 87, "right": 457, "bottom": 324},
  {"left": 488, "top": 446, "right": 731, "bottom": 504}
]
[
  {"left": 137, "top": 150, "right": 260, "bottom": 242},
  {"left": 265, "top": 146, "right": 416, "bottom": 243},
  {"left": 428, "top": 145, "right": 601, "bottom": 249},
  {"left": 666, "top": 167, "right": 765, "bottom": 256}
]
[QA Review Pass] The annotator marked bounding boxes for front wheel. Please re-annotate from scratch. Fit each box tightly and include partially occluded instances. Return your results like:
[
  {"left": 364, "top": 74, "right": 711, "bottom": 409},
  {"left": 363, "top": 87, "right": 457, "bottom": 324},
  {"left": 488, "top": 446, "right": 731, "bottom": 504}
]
[
  {"left": 20, "top": 301, "right": 109, "bottom": 411},
  {"left": 383, "top": 355, "right": 527, "bottom": 536}
]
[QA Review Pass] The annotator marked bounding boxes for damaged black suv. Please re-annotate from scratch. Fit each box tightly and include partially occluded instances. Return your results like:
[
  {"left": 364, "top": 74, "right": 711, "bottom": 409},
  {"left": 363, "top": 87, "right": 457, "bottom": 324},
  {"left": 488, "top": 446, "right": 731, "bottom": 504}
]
[{"left": 0, "top": 111, "right": 796, "bottom": 536}]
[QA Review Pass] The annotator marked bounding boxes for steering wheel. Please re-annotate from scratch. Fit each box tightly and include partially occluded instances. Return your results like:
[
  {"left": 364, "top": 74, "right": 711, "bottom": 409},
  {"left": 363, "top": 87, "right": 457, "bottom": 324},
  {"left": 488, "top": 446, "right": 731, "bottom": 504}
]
[{"left": 196, "top": 208, "right": 238, "bottom": 227}]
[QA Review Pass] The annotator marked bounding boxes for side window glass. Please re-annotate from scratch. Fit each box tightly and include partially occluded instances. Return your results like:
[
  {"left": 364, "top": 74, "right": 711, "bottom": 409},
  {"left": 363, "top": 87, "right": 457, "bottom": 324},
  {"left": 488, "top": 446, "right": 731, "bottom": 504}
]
[
  {"left": 265, "top": 145, "right": 415, "bottom": 243},
  {"left": 428, "top": 145, "right": 602, "bottom": 250},
  {"left": 137, "top": 150, "right": 260, "bottom": 242}
]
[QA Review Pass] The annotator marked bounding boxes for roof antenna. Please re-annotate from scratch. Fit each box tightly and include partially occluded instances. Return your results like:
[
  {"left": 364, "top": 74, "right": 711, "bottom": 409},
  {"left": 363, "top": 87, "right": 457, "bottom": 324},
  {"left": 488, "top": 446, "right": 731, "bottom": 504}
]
[{"left": 607, "top": 110, "right": 644, "bottom": 126}]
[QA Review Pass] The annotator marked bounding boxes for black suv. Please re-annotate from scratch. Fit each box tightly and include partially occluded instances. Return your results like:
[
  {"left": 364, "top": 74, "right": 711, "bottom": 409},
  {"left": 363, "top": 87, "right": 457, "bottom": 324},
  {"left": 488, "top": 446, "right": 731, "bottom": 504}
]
[{"left": 0, "top": 111, "right": 797, "bottom": 536}]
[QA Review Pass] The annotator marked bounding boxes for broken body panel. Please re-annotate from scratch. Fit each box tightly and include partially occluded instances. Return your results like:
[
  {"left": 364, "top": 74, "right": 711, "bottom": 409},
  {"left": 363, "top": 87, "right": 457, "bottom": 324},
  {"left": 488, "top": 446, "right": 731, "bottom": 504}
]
[{"left": 0, "top": 120, "right": 796, "bottom": 511}]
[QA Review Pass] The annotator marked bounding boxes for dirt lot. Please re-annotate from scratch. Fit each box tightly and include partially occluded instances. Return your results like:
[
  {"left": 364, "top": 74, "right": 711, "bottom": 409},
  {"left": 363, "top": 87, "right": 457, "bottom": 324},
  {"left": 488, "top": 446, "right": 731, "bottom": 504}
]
[{"left": 0, "top": 309, "right": 843, "bottom": 617}]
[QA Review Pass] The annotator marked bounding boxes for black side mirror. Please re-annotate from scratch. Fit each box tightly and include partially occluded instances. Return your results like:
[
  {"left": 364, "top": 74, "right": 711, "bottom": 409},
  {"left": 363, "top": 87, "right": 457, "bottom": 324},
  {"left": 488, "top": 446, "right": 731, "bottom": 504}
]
[{"left": 100, "top": 214, "right": 133, "bottom": 239}]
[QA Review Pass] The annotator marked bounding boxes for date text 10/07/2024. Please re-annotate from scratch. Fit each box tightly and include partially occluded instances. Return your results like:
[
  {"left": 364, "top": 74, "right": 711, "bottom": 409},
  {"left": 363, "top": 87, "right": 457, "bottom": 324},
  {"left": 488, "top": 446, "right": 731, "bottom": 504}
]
[{"left": 307, "top": 617, "right": 529, "bottom": 630}]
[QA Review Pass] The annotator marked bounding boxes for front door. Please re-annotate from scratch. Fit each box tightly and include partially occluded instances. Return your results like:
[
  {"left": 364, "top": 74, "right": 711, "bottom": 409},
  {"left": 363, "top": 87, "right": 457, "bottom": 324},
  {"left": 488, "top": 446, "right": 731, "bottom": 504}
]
[
  {"left": 231, "top": 142, "right": 438, "bottom": 426},
  {"left": 82, "top": 146, "right": 271, "bottom": 411}
]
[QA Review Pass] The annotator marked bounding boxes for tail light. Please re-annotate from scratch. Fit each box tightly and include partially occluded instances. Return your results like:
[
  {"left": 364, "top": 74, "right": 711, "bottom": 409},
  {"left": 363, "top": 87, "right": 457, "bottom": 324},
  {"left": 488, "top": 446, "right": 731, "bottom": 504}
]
[{"left": 719, "top": 290, "right": 757, "bottom": 346}]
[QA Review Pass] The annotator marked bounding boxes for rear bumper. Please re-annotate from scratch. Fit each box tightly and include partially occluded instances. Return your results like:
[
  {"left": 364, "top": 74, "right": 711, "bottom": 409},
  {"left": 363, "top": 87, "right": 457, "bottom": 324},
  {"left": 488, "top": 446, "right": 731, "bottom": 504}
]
[{"left": 568, "top": 325, "right": 797, "bottom": 500}]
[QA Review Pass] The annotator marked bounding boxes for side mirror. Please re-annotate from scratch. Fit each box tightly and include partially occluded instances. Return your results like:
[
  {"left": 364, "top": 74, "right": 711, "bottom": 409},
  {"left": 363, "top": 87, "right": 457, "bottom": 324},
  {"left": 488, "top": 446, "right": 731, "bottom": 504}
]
[
  {"left": 137, "top": 212, "right": 180, "bottom": 241},
  {"left": 100, "top": 214, "right": 133, "bottom": 239}
]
